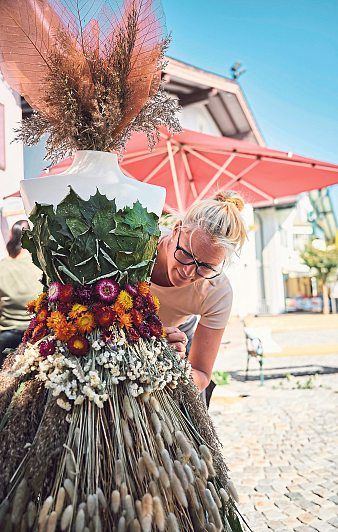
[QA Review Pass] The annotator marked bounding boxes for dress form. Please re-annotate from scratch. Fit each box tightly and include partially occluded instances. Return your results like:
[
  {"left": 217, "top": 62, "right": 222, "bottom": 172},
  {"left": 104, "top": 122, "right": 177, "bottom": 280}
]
[{"left": 20, "top": 151, "right": 166, "bottom": 217}]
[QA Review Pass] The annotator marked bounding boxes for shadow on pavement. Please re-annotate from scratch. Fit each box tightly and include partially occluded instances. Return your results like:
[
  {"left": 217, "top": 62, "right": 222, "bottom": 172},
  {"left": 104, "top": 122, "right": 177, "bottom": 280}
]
[{"left": 231, "top": 364, "right": 338, "bottom": 381}]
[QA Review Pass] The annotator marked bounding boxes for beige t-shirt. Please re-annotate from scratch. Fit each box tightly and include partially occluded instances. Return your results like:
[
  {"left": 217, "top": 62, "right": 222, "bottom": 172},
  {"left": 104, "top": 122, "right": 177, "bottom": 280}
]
[
  {"left": 0, "top": 253, "right": 42, "bottom": 331},
  {"left": 150, "top": 272, "right": 233, "bottom": 329}
]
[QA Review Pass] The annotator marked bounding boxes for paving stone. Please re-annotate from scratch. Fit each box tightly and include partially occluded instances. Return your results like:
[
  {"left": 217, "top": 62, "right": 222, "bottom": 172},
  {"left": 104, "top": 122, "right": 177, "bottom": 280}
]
[
  {"left": 208, "top": 341, "right": 338, "bottom": 532},
  {"left": 298, "top": 512, "right": 317, "bottom": 525}
]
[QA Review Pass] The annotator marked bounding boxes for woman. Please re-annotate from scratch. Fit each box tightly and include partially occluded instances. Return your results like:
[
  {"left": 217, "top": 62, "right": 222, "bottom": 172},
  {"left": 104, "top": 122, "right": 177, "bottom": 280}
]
[
  {"left": 151, "top": 190, "right": 246, "bottom": 400},
  {"left": 0, "top": 220, "right": 42, "bottom": 365}
]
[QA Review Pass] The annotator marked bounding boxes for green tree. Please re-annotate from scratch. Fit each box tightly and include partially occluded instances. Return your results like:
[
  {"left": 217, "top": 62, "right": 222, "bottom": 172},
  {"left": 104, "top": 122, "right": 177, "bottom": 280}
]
[{"left": 301, "top": 243, "right": 338, "bottom": 314}]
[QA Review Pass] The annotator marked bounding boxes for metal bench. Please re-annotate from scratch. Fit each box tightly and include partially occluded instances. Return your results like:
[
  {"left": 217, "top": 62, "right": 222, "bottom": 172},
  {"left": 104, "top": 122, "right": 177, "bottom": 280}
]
[{"left": 244, "top": 328, "right": 264, "bottom": 385}]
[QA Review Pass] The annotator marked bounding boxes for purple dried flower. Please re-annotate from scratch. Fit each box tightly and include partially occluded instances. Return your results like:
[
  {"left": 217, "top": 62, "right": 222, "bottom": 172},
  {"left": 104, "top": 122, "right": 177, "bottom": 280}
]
[
  {"left": 95, "top": 279, "right": 120, "bottom": 303},
  {"left": 76, "top": 285, "right": 93, "bottom": 303},
  {"left": 124, "top": 283, "right": 138, "bottom": 298},
  {"left": 48, "top": 282, "right": 62, "bottom": 302},
  {"left": 138, "top": 324, "right": 151, "bottom": 340},
  {"left": 39, "top": 339, "right": 56, "bottom": 357}
]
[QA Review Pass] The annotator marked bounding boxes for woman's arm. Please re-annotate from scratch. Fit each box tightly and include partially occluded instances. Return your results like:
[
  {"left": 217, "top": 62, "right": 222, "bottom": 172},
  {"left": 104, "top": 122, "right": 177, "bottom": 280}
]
[{"left": 188, "top": 323, "right": 225, "bottom": 391}]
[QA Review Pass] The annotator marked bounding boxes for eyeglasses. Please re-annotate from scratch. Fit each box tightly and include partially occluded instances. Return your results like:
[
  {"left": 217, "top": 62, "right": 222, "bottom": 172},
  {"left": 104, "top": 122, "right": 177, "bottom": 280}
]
[{"left": 174, "top": 226, "right": 225, "bottom": 279}]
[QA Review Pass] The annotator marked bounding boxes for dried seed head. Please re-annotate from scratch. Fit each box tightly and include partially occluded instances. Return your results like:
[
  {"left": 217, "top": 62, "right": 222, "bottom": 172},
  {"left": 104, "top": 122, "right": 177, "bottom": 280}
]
[
  {"left": 183, "top": 464, "right": 195, "bottom": 484},
  {"left": 153, "top": 496, "right": 165, "bottom": 531},
  {"left": 151, "top": 412, "right": 162, "bottom": 435},
  {"left": 87, "top": 494, "right": 97, "bottom": 518},
  {"left": 124, "top": 495, "right": 135, "bottom": 523},
  {"left": 122, "top": 419, "right": 133, "bottom": 449},
  {"left": 120, "top": 482, "right": 128, "bottom": 501},
  {"left": 164, "top": 414, "right": 174, "bottom": 433},
  {"left": 55, "top": 488, "right": 66, "bottom": 517},
  {"left": 75, "top": 508, "right": 85, "bottom": 532},
  {"left": 199, "top": 459, "right": 209, "bottom": 480},
  {"left": 64, "top": 478, "right": 75, "bottom": 502},
  {"left": 149, "top": 396, "right": 161, "bottom": 413},
  {"left": 195, "top": 478, "right": 208, "bottom": 507},
  {"left": 170, "top": 474, "right": 188, "bottom": 508},
  {"left": 37, "top": 495, "right": 53, "bottom": 528},
  {"left": 66, "top": 453, "right": 76, "bottom": 481},
  {"left": 190, "top": 448, "right": 201, "bottom": 470},
  {"left": 111, "top": 491, "right": 120, "bottom": 514},
  {"left": 175, "top": 431, "right": 192, "bottom": 460},
  {"left": 207, "top": 482, "right": 222, "bottom": 508},
  {"left": 160, "top": 449, "right": 173, "bottom": 478},
  {"left": 174, "top": 460, "right": 188, "bottom": 490},
  {"left": 92, "top": 514, "right": 102, "bottom": 532},
  {"left": 206, "top": 460, "right": 216, "bottom": 478},
  {"left": 160, "top": 420, "right": 173, "bottom": 446},
  {"left": 219, "top": 487, "right": 229, "bottom": 504},
  {"left": 187, "top": 484, "right": 200, "bottom": 510},
  {"left": 46, "top": 511, "right": 58, "bottom": 532},
  {"left": 138, "top": 457, "right": 146, "bottom": 482},
  {"left": 135, "top": 500, "right": 142, "bottom": 522},
  {"left": 166, "top": 512, "right": 179, "bottom": 532},
  {"left": 130, "top": 518, "right": 141, "bottom": 531},
  {"left": 142, "top": 451, "right": 159, "bottom": 479},
  {"left": 155, "top": 433, "right": 165, "bottom": 452},
  {"left": 227, "top": 480, "right": 239, "bottom": 503},
  {"left": 141, "top": 493, "right": 153, "bottom": 518},
  {"left": 12, "top": 478, "right": 29, "bottom": 525},
  {"left": 96, "top": 488, "right": 107, "bottom": 509},
  {"left": 206, "top": 523, "right": 217, "bottom": 531},
  {"left": 27, "top": 501, "right": 36, "bottom": 528},
  {"left": 117, "top": 515, "right": 126, "bottom": 532},
  {"left": 199, "top": 444, "right": 212, "bottom": 463},
  {"left": 115, "top": 459, "right": 123, "bottom": 487},
  {"left": 141, "top": 493, "right": 153, "bottom": 532},
  {"left": 158, "top": 467, "right": 170, "bottom": 490},
  {"left": 123, "top": 395, "right": 133, "bottom": 419},
  {"left": 60, "top": 505, "right": 73, "bottom": 531}
]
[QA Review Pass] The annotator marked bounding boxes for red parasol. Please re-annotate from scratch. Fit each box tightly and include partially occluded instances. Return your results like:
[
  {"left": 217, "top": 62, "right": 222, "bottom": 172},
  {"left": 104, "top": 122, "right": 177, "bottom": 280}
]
[{"left": 8, "top": 128, "right": 338, "bottom": 212}]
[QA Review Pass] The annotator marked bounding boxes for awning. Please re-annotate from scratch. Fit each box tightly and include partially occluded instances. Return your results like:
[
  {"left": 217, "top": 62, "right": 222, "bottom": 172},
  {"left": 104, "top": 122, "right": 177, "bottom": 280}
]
[
  {"left": 121, "top": 128, "right": 338, "bottom": 212},
  {"left": 9, "top": 128, "right": 338, "bottom": 212}
]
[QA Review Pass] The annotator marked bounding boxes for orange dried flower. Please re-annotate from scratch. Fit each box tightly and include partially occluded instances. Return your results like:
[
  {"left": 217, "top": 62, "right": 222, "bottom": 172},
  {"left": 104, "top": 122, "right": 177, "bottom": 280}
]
[
  {"left": 75, "top": 312, "right": 96, "bottom": 334},
  {"left": 112, "top": 302, "right": 126, "bottom": 317},
  {"left": 27, "top": 299, "right": 36, "bottom": 313},
  {"left": 68, "top": 303, "right": 88, "bottom": 320},
  {"left": 36, "top": 308, "right": 49, "bottom": 323},
  {"left": 55, "top": 322, "right": 77, "bottom": 342},
  {"left": 152, "top": 295, "right": 160, "bottom": 313},
  {"left": 118, "top": 313, "right": 132, "bottom": 329},
  {"left": 35, "top": 292, "right": 47, "bottom": 312},
  {"left": 116, "top": 290, "right": 133, "bottom": 311},
  {"left": 47, "top": 311, "right": 67, "bottom": 330},
  {"left": 131, "top": 309, "right": 143, "bottom": 326},
  {"left": 138, "top": 281, "right": 150, "bottom": 296},
  {"left": 31, "top": 323, "right": 48, "bottom": 343}
]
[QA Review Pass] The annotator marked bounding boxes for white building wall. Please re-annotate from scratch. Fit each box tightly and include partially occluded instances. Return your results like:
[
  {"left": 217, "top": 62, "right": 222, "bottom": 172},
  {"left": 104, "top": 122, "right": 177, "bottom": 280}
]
[
  {"left": 0, "top": 79, "right": 24, "bottom": 256},
  {"left": 179, "top": 104, "right": 259, "bottom": 317},
  {"left": 179, "top": 105, "right": 221, "bottom": 136}
]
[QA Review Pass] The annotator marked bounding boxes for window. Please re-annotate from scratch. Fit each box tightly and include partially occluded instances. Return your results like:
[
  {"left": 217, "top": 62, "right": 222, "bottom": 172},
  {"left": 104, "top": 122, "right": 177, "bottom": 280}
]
[{"left": 0, "top": 104, "right": 5, "bottom": 170}]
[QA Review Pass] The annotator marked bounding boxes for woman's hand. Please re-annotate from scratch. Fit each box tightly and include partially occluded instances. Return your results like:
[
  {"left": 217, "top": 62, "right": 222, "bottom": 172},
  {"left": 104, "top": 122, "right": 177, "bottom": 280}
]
[{"left": 165, "top": 327, "right": 188, "bottom": 357}]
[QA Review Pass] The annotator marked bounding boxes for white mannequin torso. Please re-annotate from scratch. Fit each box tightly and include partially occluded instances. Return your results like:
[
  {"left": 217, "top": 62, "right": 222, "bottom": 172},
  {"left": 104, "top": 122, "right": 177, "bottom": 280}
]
[{"left": 20, "top": 151, "right": 166, "bottom": 217}]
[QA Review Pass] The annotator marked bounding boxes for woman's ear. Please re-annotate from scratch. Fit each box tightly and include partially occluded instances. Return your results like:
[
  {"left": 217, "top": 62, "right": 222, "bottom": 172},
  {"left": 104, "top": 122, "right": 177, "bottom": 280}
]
[{"left": 173, "top": 220, "right": 182, "bottom": 233}]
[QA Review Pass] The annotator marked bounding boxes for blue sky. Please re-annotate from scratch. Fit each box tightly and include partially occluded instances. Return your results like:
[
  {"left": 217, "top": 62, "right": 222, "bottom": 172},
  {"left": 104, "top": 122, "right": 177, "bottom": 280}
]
[{"left": 162, "top": 0, "right": 338, "bottom": 166}]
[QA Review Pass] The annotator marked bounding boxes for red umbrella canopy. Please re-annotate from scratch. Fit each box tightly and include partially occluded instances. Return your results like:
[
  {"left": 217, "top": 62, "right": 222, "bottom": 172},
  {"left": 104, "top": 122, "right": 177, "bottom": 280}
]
[
  {"left": 121, "top": 128, "right": 338, "bottom": 212},
  {"left": 25, "top": 127, "right": 338, "bottom": 213}
]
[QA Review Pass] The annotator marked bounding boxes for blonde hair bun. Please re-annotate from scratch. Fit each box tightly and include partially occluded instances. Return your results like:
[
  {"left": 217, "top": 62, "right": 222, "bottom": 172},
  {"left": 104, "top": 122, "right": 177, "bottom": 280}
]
[{"left": 215, "top": 191, "right": 245, "bottom": 212}]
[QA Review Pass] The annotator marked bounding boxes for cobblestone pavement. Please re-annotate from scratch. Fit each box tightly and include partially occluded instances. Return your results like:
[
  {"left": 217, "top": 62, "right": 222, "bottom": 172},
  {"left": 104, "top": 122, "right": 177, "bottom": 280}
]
[{"left": 209, "top": 314, "right": 338, "bottom": 532}]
